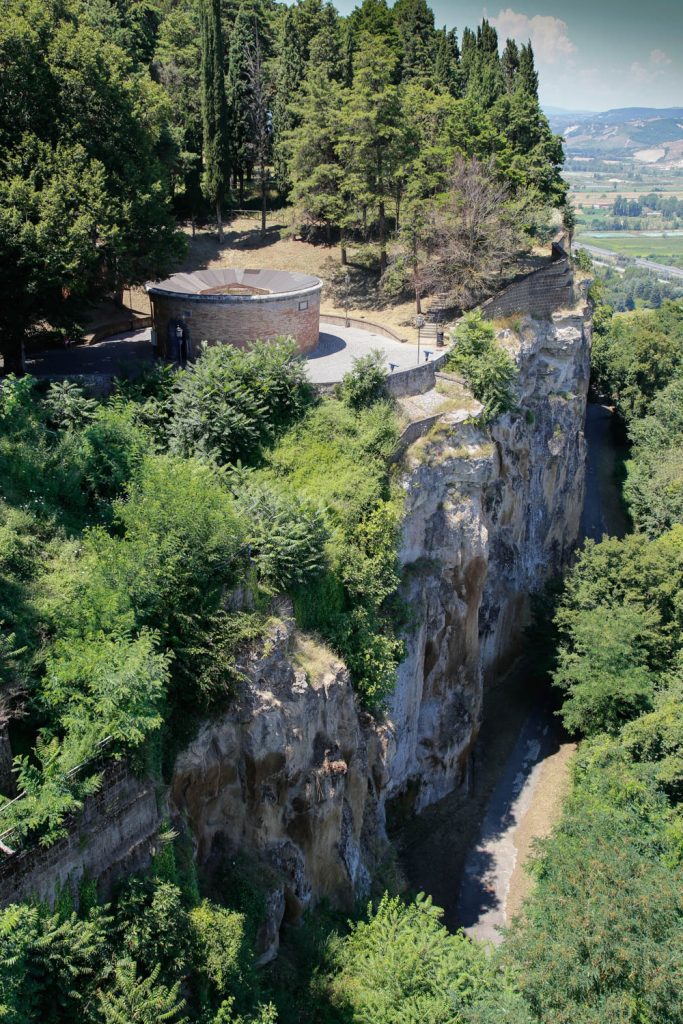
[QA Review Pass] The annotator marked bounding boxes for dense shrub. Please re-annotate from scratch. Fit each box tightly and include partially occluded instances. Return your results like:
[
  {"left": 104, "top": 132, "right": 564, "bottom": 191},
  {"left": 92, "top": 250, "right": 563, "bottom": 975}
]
[
  {"left": 591, "top": 301, "right": 683, "bottom": 421},
  {"left": 262, "top": 398, "right": 404, "bottom": 707},
  {"left": 0, "top": 868, "right": 273, "bottom": 1024},
  {"left": 336, "top": 350, "right": 388, "bottom": 409},
  {"left": 329, "top": 893, "right": 531, "bottom": 1023},
  {"left": 446, "top": 310, "right": 518, "bottom": 421},
  {"left": 232, "top": 478, "right": 328, "bottom": 590},
  {"left": 168, "top": 340, "right": 314, "bottom": 465},
  {"left": 503, "top": 743, "right": 683, "bottom": 1024}
]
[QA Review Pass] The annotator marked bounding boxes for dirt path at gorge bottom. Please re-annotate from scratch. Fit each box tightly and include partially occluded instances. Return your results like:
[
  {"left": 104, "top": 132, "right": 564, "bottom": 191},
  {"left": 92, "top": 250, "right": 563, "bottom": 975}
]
[
  {"left": 394, "top": 401, "right": 625, "bottom": 940},
  {"left": 392, "top": 667, "right": 573, "bottom": 939}
]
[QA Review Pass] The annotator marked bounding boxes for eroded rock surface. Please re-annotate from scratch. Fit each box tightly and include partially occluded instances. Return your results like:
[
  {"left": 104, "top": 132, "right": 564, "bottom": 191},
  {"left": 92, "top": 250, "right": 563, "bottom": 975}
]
[
  {"left": 386, "top": 302, "right": 591, "bottom": 810},
  {"left": 171, "top": 620, "right": 375, "bottom": 956},
  {"left": 171, "top": 297, "right": 592, "bottom": 913}
]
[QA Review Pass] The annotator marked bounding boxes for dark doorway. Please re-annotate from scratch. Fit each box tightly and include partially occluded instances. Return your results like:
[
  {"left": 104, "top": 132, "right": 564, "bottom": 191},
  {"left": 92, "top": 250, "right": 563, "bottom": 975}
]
[{"left": 168, "top": 320, "right": 192, "bottom": 365}]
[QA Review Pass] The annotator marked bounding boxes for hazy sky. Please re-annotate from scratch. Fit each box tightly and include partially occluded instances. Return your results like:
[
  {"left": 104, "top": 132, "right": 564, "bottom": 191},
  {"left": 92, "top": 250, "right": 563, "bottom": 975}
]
[{"left": 326, "top": 0, "right": 683, "bottom": 111}]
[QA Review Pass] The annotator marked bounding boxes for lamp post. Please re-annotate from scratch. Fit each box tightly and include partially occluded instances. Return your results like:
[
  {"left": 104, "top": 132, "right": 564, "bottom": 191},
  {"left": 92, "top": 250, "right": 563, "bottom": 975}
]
[{"left": 414, "top": 314, "right": 425, "bottom": 364}]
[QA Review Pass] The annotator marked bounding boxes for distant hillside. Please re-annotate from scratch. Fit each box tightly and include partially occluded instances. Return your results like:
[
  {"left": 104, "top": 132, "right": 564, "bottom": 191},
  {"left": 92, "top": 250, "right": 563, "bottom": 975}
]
[{"left": 546, "top": 107, "right": 683, "bottom": 164}]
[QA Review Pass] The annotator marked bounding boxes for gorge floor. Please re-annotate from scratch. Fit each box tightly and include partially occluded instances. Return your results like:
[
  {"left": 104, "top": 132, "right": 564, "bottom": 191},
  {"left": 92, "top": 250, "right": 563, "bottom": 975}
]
[{"left": 394, "top": 398, "right": 626, "bottom": 939}]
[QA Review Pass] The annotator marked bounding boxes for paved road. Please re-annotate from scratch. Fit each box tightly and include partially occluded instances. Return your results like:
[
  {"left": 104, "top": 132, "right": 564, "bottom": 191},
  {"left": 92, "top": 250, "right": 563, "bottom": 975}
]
[
  {"left": 575, "top": 242, "right": 683, "bottom": 280},
  {"left": 26, "top": 329, "right": 154, "bottom": 377},
  {"left": 305, "top": 326, "right": 423, "bottom": 384},
  {"left": 26, "top": 324, "right": 426, "bottom": 386}
]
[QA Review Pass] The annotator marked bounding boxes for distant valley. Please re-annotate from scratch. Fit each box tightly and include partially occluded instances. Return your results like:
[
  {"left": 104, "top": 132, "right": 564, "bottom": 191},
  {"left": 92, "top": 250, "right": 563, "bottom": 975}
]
[{"left": 546, "top": 106, "right": 683, "bottom": 165}]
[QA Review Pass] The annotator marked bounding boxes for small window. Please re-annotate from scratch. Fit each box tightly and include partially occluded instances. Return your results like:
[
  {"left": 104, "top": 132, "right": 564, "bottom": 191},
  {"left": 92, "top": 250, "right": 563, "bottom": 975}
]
[{"left": 298, "top": 299, "right": 309, "bottom": 311}]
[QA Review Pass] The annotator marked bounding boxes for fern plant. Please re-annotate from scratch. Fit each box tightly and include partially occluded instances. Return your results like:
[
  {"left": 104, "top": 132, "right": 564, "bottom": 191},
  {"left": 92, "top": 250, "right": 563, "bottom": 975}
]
[{"left": 97, "top": 959, "right": 187, "bottom": 1024}]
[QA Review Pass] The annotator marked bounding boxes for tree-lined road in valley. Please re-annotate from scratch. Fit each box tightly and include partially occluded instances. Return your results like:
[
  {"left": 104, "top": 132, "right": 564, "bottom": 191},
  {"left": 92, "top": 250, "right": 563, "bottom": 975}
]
[{"left": 575, "top": 241, "right": 683, "bottom": 280}]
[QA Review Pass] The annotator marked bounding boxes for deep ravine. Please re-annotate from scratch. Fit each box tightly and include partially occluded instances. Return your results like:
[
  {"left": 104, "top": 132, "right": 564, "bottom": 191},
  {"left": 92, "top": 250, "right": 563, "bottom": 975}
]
[{"left": 450, "top": 397, "right": 629, "bottom": 942}]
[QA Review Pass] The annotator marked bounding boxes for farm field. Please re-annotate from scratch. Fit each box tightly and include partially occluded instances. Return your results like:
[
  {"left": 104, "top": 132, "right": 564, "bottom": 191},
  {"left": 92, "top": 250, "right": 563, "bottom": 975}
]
[{"left": 575, "top": 230, "right": 683, "bottom": 267}]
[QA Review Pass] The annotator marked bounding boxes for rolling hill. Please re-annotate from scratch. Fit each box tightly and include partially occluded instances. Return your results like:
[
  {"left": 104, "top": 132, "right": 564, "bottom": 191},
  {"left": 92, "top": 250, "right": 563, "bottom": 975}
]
[{"left": 545, "top": 107, "right": 683, "bottom": 164}]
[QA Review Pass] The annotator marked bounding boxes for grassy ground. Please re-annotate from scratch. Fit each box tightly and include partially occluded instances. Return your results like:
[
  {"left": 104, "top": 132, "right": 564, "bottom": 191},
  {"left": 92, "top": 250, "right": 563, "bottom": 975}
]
[{"left": 130, "top": 214, "right": 423, "bottom": 344}]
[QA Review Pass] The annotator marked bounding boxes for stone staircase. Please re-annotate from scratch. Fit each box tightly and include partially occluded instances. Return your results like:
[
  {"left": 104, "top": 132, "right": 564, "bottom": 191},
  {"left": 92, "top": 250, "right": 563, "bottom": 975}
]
[{"left": 418, "top": 293, "right": 450, "bottom": 345}]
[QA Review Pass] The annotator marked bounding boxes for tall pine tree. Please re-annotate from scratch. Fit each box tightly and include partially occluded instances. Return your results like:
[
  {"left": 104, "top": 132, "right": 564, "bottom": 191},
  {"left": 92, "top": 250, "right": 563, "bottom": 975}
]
[
  {"left": 199, "top": 0, "right": 230, "bottom": 240},
  {"left": 501, "top": 38, "right": 520, "bottom": 92},
  {"left": 433, "top": 27, "right": 461, "bottom": 96},
  {"left": 519, "top": 42, "right": 539, "bottom": 98},
  {"left": 272, "top": 7, "right": 304, "bottom": 191},
  {"left": 341, "top": 32, "right": 405, "bottom": 274},
  {"left": 393, "top": 0, "right": 435, "bottom": 80}
]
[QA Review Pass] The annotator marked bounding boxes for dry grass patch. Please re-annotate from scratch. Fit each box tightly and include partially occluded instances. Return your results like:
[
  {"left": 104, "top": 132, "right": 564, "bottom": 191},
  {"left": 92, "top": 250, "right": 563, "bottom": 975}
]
[
  {"left": 291, "top": 631, "right": 339, "bottom": 685},
  {"left": 131, "top": 216, "right": 421, "bottom": 342}
]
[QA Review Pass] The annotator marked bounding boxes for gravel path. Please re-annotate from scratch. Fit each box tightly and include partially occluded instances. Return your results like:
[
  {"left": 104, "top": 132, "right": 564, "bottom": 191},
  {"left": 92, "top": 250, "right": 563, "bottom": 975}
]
[{"left": 456, "top": 709, "right": 567, "bottom": 944}]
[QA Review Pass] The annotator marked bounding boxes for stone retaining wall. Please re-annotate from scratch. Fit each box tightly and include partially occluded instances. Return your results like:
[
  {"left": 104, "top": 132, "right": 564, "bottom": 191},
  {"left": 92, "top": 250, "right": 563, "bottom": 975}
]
[
  {"left": 0, "top": 762, "right": 163, "bottom": 908},
  {"left": 84, "top": 314, "right": 152, "bottom": 346},
  {"left": 312, "top": 350, "right": 450, "bottom": 398},
  {"left": 389, "top": 414, "right": 443, "bottom": 463},
  {"left": 480, "top": 251, "right": 573, "bottom": 322},
  {"left": 385, "top": 350, "right": 450, "bottom": 397}
]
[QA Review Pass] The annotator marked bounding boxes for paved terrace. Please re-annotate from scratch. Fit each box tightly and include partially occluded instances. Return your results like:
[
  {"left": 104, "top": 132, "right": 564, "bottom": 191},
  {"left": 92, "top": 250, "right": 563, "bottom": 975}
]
[{"left": 26, "top": 322, "right": 438, "bottom": 385}]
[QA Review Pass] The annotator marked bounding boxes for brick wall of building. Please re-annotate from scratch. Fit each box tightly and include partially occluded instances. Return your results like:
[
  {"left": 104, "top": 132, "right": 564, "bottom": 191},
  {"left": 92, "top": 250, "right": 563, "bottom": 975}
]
[{"left": 151, "top": 287, "right": 322, "bottom": 360}]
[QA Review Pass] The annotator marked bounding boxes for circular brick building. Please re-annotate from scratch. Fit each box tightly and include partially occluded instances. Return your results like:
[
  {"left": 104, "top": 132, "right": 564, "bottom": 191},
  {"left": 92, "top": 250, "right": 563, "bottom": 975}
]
[{"left": 146, "top": 268, "right": 323, "bottom": 364}]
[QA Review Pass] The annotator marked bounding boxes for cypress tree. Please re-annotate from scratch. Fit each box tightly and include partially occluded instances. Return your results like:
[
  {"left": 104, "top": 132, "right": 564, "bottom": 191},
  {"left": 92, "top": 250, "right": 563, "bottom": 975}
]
[
  {"left": 272, "top": 7, "right": 304, "bottom": 192},
  {"left": 393, "top": 0, "right": 435, "bottom": 80},
  {"left": 501, "top": 37, "right": 520, "bottom": 92},
  {"left": 465, "top": 18, "right": 504, "bottom": 106},
  {"left": 199, "top": 0, "right": 230, "bottom": 240},
  {"left": 459, "top": 26, "right": 477, "bottom": 87},
  {"left": 434, "top": 26, "right": 461, "bottom": 96},
  {"left": 519, "top": 42, "right": 539, "bottom": 98},
  {"left": 226, "top": 0, "right": 253, "bottom": 204},
  {"left": 476, "top": 17, "right": 498, "bottom": 55}
]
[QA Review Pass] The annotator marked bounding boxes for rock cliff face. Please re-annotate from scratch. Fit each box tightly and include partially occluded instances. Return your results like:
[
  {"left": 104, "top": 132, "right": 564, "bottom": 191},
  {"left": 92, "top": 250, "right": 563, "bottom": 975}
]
[
  {"left": 386, "top": 300, "right": 591, "bottom": 810},
  {"left": 0, "top": 292, "right": 591, "bottom": 922},
  {"left": 170, "top": 295, "right": 592, "bottom": 917},
  {"left": 170, "top": 622, "right": 382, "bottom": 959}
]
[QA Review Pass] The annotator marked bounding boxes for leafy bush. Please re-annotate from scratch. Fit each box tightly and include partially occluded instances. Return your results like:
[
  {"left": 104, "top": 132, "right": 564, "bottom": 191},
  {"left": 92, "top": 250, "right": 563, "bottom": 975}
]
[
  {"left": 336, "top": 350, "right": 388, "bottom": 409},
  {"left": 553, "top": 602, "right": 657, "bottom": 736},
  {"left": 189, "top": 901, "right": 249, "bottom": 1005},
  {"left": 44, "top": 381, "right": 97, "bottom": 430},
  {"left": 230, "top": 477, "right": 327, "bottom": 590},
  {"left": 328, "top": 893, "right": 530, "bottom": 1022},
  {"left": 168, "top": 340, "right": 314, "bottom": 466},
  {"left": 42, "top": 630, "right": 169, "bottom": 750},
  {"left": 446, "top": 310, "right": 518, "bottom": 421},
  {"left": 98, "top": 959, "right": 188, "bottom": 1024},
  {"left": 262, "top": 398, "right": 404, "bottom": 707}
]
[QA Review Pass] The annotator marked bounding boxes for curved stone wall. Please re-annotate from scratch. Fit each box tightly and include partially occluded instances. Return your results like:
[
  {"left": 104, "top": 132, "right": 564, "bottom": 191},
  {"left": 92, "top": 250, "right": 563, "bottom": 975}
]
[{"left": 147, "top": 269, "right": 322, "bottom": 360}]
